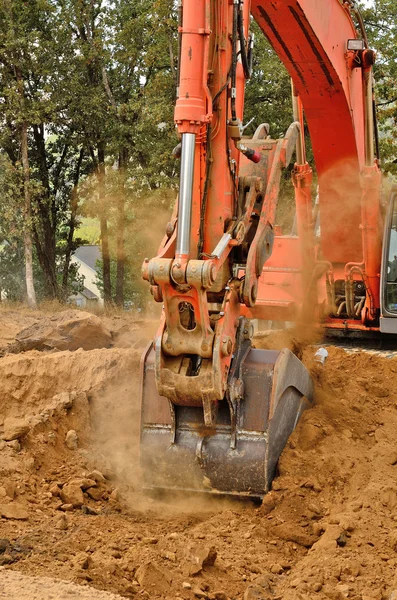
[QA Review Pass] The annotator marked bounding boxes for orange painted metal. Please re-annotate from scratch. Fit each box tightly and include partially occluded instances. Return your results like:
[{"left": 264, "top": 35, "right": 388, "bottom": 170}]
[
  {"left": 250, "top": 0, "right": 382, "bottom": 328},
  {"left": 252, "top": 0, "right": 370, "bottom": 264},
  {"left": 143, "top": 0, "right": 385, "bottom": 413}
]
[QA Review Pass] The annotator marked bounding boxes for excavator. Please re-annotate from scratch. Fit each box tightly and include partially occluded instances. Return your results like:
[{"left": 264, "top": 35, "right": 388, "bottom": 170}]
[{"left": 140, "top": 0, "right": 397, "bottom": 498}]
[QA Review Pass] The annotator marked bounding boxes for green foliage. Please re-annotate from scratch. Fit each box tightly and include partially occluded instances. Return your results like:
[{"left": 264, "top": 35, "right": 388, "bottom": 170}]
[
  {"left": 0, "top": 0, "right": 396, "bottom": 307},
  {"left": 76, "top": 218, "right": 100, "bottom": 245},
  {"left": 95, "top": 188, "right": 175, "bottom": 307},
  {"left": 244, "top": 21, "right": 293, "bottom": 139},
  {"left": 361, "top": 1, "right": 397, "bottom": 173}
]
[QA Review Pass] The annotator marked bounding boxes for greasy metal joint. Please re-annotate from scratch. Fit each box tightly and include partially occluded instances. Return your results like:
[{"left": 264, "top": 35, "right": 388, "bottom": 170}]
[{"left": 221, "top": 336, "right": 233, "bottom": 357}]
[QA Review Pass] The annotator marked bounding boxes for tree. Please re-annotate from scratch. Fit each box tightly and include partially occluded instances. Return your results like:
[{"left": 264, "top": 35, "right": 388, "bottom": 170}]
[
  {"left": 244, "top": 21, "right": 293, "bottom": 139},
  {"left": 0, "top": 0, "right": 89, "bottom": 300},
  {"left": 361, "top": 1, "right": 397, "bottom": 174}
]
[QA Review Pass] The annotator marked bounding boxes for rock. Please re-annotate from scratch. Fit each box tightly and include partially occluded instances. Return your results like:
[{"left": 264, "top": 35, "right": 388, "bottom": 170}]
[
  {"left": 74, "top": 553, "right": 92, "bottom": 570},
  {"left": 163, "top": 551, "right": 176, "bottom": 561},
  {"left": 307, "top": 503, "right": 322, "bottom": 515},
  {"left": 110, "top": 488, "right": 120, "bottom": 501},
  {"left": 387, "top": 452, "right": 397, "bottom": 466},
  {"left": 6, "top": 440, "right": 21, "bottom": 452},
  {"left": 260, "top": 494, "right": 276, "bottom": 515},
  {"left": 60, "top": 503, "right": 74, "bottom": 511},
  {"left": 55, "top": 514, "right": 68, "bottom": 530},
  {"left": 310, "top": 525, "right": 343, "bottom": 552},
  {"left": 272, "top": 523, "right": 317, "bottom": 548},
  {"left": 0, "top": 553, "right": 14, "bottom": 565},
  {"left": 0, "top": 487, "right": 7, "bottom": 499},
  {"left": 68, "top": 478, "right": 96, "bottom": 490},
  {"left": 4, "top": 483, "right": 16, "bottom": 500},
  {"left": 65, "top": 430, "right": 78, "bottom": 450},
  {"left": 86, "top": 470, "right": 106, "bottom": 483},
  {"left": 253, "top": 575, "right": 272, "bottom": 591},
  {"left": 2, "top": 418, "right": 29, "bottom": 441},
  {"left": 49, "top": 484, "right": 61, "bottom": 497},
  {"left": 81, "top": 505, "right": 98, "bottom": 516},
  {"left": 135, "top": 562, "right": 172, "bottom": 593},
  {"left": 53, "top": 391, "right": 74, "bottom": 409},
  {"left": 11, "top": 310, "right": 112, "bottom": 352},
  {"left": 60, "top": 483, "right": 84, "bottom": 507},
  {"left": 244, "top": 584, "right": 271, "bottom": 600},
  {"left": 0, "top": 503, "right": 28, "bottom": 520},
  {"left": 193, "top": 587, "right": 209, "bottom": 599},
  {"left": 270, "top": 563, "right": 283, "bottom": 574},
  {"left": 335, "top": 583, "right": 349, "bottom": 598},
  {"left": 213, "top": 593, "right": 228, "bottom": 600},
  {"left": 142, "top": 537, "right": 158, "bottom": 544},
  {"left": 271, "top": 480, "right": 284, "bottom": 491},
  {"left": 300, "top": 478, "right": 322, "bottom": 492},
  {"left": 182, "top": 582, "right": 192, "bottom": 590},
  {"left": 188, "top": 544, "right": 217, "bottom": 573},
  {"left": 86, "top": 484, "right": 107, "bottom": 501}
]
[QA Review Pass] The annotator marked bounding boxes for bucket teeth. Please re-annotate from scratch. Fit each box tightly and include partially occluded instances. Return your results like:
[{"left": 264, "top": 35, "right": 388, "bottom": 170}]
[{"left": 140, "top": 341, "right": 313, "bottom": 498}]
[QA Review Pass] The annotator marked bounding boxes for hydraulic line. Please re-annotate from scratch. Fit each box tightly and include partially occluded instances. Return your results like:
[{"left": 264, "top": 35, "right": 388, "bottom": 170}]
[
  {"left": 237, "top": 4, "right": 251, "bottom": 80},
  {"left": 198, "top": 125, "right": 212, "bottom": 258},
  {"left": 230, "top": 0, "right": 238, "bottom": 121}
]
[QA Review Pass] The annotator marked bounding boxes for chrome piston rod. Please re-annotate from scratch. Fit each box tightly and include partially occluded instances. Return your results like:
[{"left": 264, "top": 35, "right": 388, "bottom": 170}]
[{"left": 176, "top": 133, "right": 196, "bottom": 257}]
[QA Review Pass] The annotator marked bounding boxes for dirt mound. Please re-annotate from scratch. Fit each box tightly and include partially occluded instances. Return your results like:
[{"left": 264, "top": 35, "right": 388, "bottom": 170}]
[
  {"left": 7, "top": 310, "right": 112, "bottom": 353},
  {"left": 0, "top": 315, "right": 396, "bottom": 600},
  {"left": 0, "top": 570, "right": 125, "bottom": 599}
]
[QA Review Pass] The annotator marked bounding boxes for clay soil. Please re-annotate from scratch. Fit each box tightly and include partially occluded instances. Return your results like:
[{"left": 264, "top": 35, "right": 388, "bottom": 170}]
[{"left": 0, "top": 309, "right": 397, "bottom": 600}]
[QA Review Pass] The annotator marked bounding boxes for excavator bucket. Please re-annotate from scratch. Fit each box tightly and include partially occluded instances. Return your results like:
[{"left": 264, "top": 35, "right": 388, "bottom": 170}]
[{"left": 139, "top": 342, "right": 313, "bottom": 499}]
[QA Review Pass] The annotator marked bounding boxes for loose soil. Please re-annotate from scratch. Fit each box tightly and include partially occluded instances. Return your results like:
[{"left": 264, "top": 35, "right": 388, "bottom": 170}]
[{"left": 0, "top": 309, "right": 396, "bottom": 600}]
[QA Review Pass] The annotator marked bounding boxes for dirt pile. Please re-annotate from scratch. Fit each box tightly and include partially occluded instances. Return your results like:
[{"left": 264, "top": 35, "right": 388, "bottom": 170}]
[
  {"left": 0, "top": 307, "right": 156, "bottom": 353},
  {"left": 0, "top": 570, "right": 126, "bottom": 599},
  {"left": 7, "top": 310, "right": 112, "bottom": 353},
  {"left": 0, "top": 314, "right": 396, "bottom": 600}
]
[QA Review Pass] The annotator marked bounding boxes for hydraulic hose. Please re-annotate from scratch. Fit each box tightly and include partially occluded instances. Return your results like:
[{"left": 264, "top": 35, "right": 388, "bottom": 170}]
[
  {"left": 237, "top": 5, "right": 252, "bottom": 80},
  {"left": 231, "top": 0, "right": 238, "bottom": 121}
]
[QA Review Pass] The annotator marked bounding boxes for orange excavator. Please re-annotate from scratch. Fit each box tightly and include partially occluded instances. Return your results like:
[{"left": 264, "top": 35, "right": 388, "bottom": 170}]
[{"left": 140, "top": 0, "right": 397, "bottom": 498}]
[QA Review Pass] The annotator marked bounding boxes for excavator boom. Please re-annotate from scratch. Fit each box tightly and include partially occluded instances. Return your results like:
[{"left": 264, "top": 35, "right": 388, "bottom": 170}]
[{"left": 140, "top": 0, "right": 391, "bottom": 497}]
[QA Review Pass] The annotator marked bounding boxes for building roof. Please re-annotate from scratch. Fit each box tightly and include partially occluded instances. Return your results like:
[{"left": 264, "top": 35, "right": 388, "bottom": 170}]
[
  {"left": 73, "top": 245, "right": 101, "bottom": 271},
  {"left": 81, "top": 287, "right": 98, "bottom": 300}
]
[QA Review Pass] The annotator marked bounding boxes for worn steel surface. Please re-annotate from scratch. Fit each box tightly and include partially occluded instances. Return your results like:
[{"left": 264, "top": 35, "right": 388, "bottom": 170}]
[{"left": 140, "top": 343, "right": 313, "bottom": 498}]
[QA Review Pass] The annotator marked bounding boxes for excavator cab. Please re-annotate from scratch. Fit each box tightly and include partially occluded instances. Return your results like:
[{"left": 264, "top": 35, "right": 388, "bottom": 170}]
[{"left": 380, "top": 186, "right": 397, "bottom": 333}]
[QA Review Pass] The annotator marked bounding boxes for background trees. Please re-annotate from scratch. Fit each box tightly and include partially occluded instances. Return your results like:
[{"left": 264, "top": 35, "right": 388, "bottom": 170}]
[
  {"left": 360, "top": 0, "right": 397, "bottom": 174},
  {"left": 0, "top": 0, "right": 394, "bottom": 307}
]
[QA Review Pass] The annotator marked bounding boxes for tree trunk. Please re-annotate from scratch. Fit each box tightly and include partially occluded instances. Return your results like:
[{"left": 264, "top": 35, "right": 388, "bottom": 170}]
[
  {"left": 98, "top": 142, "right": 112, "bottom": 305},
  {"left": 32, "top": 124, "right": 58, "bottom": 299},
  {"left": 21, "top": 121, "right": 37, "bottom": 309},
  {"left": 115, "top": 147, "right": 127, "bottom": 307},
  {"left": 62, "top": 148, "right": 84, "bottom": 299}
]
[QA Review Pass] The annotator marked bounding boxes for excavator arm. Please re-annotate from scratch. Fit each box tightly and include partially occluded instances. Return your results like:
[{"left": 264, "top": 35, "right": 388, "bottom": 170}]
[{"left": 140, "top": 0, "right": 384, "bottom": 497}]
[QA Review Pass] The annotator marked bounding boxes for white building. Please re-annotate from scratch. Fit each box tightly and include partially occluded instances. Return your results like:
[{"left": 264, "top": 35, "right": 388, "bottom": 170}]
[{"left": 70, "top": 245, "right": 103, "bottom": 308}]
